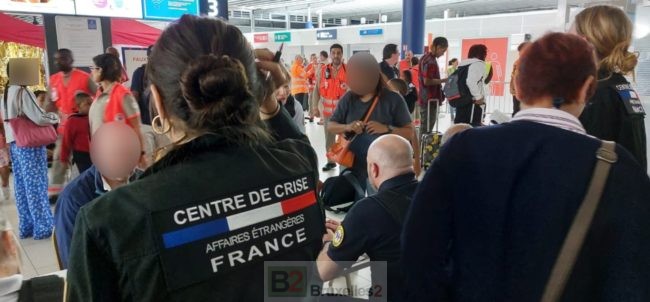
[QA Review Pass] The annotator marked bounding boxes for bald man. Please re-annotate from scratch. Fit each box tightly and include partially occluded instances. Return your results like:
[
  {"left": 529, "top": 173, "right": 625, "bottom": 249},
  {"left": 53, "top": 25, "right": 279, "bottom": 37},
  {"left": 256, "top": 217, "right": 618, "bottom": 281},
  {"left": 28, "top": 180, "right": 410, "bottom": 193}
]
[{"left": 317, "top": 134, "right": 418, "bottom": 302}]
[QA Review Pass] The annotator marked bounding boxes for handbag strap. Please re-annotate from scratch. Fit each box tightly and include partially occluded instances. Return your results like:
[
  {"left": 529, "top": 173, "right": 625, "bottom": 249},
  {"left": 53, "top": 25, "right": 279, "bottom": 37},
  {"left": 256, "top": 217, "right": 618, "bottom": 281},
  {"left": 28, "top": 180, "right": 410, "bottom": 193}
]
[
  {"left": 540, "top": 140, "right": 617, "bottom": 302},
  {"left": 2, "top": 85, "right": 8, "bottom": 122},
  {"left": 362, "top": 95, "right": 380, "bottom": 123}
]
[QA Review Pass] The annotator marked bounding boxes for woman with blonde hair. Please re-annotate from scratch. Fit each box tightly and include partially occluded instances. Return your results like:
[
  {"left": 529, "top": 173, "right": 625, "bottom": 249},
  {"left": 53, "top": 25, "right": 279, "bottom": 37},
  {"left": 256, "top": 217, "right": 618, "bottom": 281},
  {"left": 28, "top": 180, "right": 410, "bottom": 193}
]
[{"left": 573, "top": 5, "right": 647, "bottom": 171}]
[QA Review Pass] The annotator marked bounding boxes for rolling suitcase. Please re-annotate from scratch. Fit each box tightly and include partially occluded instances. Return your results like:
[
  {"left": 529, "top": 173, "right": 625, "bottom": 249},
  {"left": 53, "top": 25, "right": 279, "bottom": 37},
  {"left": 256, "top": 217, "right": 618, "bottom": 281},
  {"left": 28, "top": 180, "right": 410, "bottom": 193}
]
[{"left": 420, "top": 100, "right": 443, "bottom": 171}]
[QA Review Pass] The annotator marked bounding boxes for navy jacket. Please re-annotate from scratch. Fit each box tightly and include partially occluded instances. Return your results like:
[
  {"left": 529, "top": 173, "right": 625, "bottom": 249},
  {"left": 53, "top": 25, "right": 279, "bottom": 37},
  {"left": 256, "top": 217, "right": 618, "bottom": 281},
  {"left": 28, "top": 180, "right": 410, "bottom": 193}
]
[
  {"left": 402, "top": 121, "right": 650, "bottom": 302},
  {"left": 54, "top": 166, "right": 105, "bottom": 269},
  {"left": 580, "top": 71, "right": 647, "bottom": 171}
]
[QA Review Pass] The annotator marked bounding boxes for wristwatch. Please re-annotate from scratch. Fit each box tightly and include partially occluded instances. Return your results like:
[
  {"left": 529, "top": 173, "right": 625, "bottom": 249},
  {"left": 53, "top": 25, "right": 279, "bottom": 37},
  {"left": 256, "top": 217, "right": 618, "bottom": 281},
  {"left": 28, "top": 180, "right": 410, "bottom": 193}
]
[{"left": 387, "top": 125, "right": 394, "bottom": 133}]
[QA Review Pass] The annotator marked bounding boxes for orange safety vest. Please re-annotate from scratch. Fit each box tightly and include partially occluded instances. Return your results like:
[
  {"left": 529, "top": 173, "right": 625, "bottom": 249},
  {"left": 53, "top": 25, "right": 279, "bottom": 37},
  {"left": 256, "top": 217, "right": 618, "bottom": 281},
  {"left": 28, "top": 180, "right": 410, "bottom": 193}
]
[
  {"left": 290, "top": 63, "right": 309, "bottom": 95},
  {"left": 96, "top": 83, "right": 138, "bottom": 126},
  {"left": 305, "top": 63, "right": 318, "bottom": 90},
  {"left": 319, "top": 63, "right": 347, "bottom": 117},
  {"left": 50, "top": 69, "right": 93, "bottom": 134}
]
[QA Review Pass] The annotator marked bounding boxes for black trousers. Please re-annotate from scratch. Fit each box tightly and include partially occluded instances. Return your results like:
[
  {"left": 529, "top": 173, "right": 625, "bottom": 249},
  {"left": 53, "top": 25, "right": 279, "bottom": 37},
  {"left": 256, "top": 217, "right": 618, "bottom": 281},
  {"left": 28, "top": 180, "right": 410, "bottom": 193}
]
[
  {"left": 454, "top": 104, "right": 483, "bottom": 127},
  {"left": 73, "top": 151, "right": 92, "bottom": 174},
  {"left": 295, "top": 93, "right": 309, "bottom": 112}
]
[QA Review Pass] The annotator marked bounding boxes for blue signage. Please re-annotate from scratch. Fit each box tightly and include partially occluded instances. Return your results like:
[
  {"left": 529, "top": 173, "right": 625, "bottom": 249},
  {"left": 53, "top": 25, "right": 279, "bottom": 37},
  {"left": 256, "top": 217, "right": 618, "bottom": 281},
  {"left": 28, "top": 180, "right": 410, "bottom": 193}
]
[
  {"left": 316, "top": 29, "right": 338, "bottom": 40},
  {"left": 143, "top": 0, "right": 200, "bottom": 21},
  {"left": 360, "top": 28, "right": 383, "bottom": 36}
]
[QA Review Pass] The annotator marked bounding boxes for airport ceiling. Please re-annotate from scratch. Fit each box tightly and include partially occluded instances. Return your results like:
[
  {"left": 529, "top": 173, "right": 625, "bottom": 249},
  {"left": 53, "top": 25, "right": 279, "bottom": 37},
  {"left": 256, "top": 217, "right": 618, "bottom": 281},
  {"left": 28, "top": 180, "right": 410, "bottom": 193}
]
[
  {"left": 229, "top": 0, "right": 562, "bottom": 19},
  {"left": 228, "top": 0, "right": 628, "bottom": 20}
]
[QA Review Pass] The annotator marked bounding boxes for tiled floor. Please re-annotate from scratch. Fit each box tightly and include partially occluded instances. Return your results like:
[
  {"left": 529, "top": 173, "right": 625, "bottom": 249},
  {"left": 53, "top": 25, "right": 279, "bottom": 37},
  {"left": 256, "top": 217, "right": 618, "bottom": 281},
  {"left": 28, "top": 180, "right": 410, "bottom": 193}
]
[
  {"left": 1, "top": 111, "right": 459, "bottom": 279},
  {"left": 0, "top": 198, "right": 60, "bottom": 279}
]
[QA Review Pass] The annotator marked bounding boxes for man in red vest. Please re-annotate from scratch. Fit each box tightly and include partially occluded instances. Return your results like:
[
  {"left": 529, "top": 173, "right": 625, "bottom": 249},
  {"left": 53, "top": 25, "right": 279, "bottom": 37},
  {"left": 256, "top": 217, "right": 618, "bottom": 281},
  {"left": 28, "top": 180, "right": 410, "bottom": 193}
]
[
  {"left": 48, "top": 49, "right": 97, "bottom": 195},
  {"left": 311, "top": 44, "right": 347, "bottom": 172}
]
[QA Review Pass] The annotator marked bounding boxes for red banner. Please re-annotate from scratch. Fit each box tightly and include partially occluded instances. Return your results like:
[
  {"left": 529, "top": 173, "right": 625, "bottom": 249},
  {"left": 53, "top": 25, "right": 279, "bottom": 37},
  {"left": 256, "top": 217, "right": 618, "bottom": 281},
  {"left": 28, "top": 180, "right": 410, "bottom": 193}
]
[
  {"left": 254, "top": 33, "right": 269, "bottom": 43},
  {"left": 461, "top": 38, "right": 508, "bottom": 96}
]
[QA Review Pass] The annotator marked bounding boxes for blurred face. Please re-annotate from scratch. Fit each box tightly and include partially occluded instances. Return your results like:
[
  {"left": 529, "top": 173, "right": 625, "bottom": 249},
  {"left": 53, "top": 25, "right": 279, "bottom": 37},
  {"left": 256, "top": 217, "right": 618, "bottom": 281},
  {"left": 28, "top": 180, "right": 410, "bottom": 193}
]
[
  {"left": 310, "top": 55, "right": 317, "bottom": 64},
  {"left": 330, "top": 48, "right": 343, "bottom": 66},
  {"left": 54, "top": 52, "right": 73, "bottom": 73},
  {"left": 36, "top": 93, "right": 46, "bottom": 106},
  {"left": 91, "top": 122, "right": 141, "bottom": 181},
  {"left": 77, "top": 99, "right": 92, "bottom": 114},
  {"left": 275, "top": 85, "right": 289, "bottom": 103},
  {"left": 90, "top": 65, "right": 102, "bottom": 82},
  {"left": 406, "top": 51, "right": 413, "bottom": 60},
  {"left": 434, "top": 45, "right": 448, "bottom": 58},
  {"left": 388, "top": 51, "right": 399, "bottom": 65},
  {"left": 347, "top": 56, "right": 380, "bottom": 96},
  {"left": 296, "top": 56, "right": 304, "bottom": 65}
]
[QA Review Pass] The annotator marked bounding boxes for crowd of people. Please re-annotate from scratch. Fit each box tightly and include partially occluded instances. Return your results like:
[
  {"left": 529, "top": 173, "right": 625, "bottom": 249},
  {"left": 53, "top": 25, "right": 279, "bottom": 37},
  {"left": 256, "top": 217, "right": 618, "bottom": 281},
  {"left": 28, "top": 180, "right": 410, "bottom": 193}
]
[{"left": 0, "top": 4, "right": 648, "bottom": 302}]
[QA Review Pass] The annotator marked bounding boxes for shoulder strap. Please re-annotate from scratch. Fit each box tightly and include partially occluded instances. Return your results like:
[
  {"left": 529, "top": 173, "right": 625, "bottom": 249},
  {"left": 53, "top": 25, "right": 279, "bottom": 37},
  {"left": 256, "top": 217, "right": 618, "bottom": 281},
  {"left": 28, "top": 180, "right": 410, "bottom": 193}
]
[
  {"left": 371, "top": 189, "right": 413, "bottom": 225},
  {"left": 362, "top": 95, "right": 380, "bottom": 123},
  {"left": 3, "top": 85, "right": 9, "bottom": 121},
  {"left": 541, "top": 140, "right": 617, "bottom": 302},
  {"left": 342, "top": 170, "right": 365, "bottom": 200}
]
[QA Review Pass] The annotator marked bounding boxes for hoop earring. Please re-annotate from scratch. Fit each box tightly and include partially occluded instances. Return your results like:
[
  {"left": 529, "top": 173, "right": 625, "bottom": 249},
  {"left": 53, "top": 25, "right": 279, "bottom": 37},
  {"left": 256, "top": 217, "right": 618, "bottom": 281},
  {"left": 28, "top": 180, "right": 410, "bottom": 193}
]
[{"left": 152, "top": 115, "right": 172, "bottom": 135}]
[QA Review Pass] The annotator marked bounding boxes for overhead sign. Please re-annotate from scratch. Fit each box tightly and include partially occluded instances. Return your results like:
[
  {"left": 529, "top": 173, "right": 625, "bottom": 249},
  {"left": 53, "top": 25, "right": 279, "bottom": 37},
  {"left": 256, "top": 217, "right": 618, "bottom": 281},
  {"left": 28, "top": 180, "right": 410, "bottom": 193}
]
[
  {"left": 0, "top": 0, "right": 75, "bottom": 15},
  {"left": 143, "top": 0, "right": 200, "bottom": 21},
  {"left": 254, "top": 33, "right": 269, "bottom": 43},
  {"left": 274, "top": 32, "right": 291, "bottom": 43},
  {"left": 462, "top": 37, "right": 509, "bottom": 96},
  {"left": 316, "top": 29, "right": 337, "bottom": 40},
  {"left": 55, "top": 16, "right": 104, "bottom": 68},
  {"left": 200, "top": 0, "right": 228, "bottom": 20},
  {"left": 121, "top": 47, "right": 149, "bottom": 89},
  {"left": 360, "top": 28, "right": 383, "bottom": 36},
  {"left": 75, "top": 0, "right": 143, "bottom": 18}
]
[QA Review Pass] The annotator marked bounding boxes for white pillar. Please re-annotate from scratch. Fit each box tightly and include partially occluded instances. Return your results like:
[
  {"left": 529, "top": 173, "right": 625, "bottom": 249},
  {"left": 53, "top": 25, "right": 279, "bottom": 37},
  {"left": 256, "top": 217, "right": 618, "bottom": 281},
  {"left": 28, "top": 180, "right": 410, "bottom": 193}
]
[
  {"left": 250, "top": 9, "right": 255, "bottom": 32},
  {"left": 318, "top": 10, "right": 323, "bottom": 28},
  {"left": 557, "top": 0, "right": 569, "bottom": 31}
]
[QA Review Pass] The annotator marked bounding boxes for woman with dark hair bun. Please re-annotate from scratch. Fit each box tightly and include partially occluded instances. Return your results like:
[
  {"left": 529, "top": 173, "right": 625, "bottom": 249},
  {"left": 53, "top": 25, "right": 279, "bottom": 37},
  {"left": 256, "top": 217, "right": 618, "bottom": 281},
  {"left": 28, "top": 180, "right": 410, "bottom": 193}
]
[
  {"left": 66, "top": 15, "right": 324, "bottom": 301},
  {"left": 403, "top": 32, "right": 650, "bottom": 301}
]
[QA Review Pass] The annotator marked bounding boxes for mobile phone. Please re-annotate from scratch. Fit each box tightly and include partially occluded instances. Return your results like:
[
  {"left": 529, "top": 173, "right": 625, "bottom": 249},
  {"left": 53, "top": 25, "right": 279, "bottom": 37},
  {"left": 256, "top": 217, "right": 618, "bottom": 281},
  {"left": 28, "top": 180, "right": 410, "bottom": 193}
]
[{"left": 273, "top": 43, "right": 284, "bottom": 63}]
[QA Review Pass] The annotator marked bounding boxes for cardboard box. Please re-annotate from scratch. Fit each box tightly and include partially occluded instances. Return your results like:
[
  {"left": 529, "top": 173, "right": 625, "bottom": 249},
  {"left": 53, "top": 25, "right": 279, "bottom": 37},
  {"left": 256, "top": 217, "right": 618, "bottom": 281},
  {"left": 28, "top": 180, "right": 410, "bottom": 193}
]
[{"left": 8, "top": 58, "right": 40, "bottom": 86}]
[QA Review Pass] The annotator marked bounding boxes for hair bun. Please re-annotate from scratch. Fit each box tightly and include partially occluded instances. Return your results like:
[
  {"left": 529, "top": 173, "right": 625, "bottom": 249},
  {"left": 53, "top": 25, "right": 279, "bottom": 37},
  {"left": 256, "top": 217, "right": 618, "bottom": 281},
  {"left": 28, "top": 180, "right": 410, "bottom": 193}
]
[{"left": 181, "top": 55, "right": 250, "bottom": 109}]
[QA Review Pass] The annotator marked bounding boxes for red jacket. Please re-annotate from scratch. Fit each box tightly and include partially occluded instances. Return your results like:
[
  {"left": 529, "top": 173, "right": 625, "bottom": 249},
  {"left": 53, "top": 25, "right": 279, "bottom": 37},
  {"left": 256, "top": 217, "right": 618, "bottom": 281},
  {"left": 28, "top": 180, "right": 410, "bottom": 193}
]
[{"left": 60, "top": 114, "right": 90, "bottom": 163}]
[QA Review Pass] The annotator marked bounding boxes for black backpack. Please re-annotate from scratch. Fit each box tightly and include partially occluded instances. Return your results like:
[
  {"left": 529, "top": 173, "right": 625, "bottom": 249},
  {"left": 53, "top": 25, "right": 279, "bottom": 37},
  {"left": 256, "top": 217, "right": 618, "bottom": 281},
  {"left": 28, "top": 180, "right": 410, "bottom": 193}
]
[
  {"left": 444, "top": 63, "right": 479, "bottom": 108},
  {"left": 320, "top": 169, "right": 365, "bottom": 213}
]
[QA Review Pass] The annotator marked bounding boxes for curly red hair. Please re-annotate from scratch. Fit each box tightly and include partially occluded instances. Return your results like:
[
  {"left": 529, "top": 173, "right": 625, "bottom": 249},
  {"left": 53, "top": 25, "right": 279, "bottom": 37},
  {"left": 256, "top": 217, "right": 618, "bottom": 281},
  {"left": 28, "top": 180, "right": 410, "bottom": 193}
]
[{"left": 516, "top": 33, "right": 597, "bottom": 105}]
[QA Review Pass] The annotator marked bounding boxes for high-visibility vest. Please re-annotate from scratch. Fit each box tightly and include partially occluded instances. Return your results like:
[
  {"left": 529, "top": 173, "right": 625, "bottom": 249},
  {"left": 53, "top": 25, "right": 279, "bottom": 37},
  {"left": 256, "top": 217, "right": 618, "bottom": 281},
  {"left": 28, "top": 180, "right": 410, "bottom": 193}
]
[
  {"left": 50, "top": 69, "right": 93, "bottom": 134},
  {"left": 95, "top": 83, "right": 138, "bottom": 128},
  {"left": 318, "top": 63, "right": 347, "bottom": 117},
  {"left": 305, "top": 63, "right": 318, "bottom": 90},
  {"left": 290, "top": 63, "right": 309, "bottom": 95}
]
